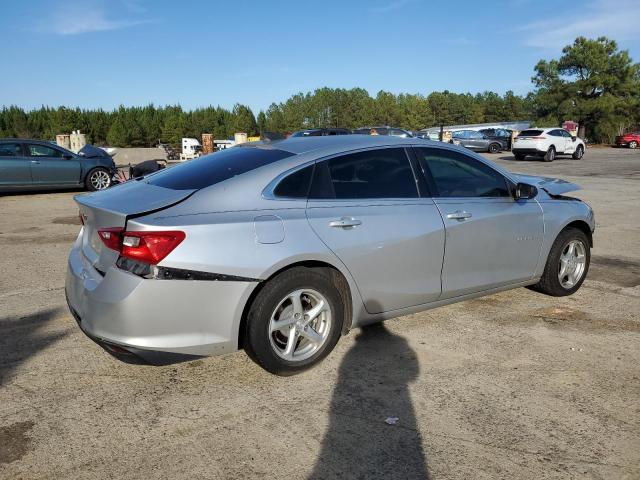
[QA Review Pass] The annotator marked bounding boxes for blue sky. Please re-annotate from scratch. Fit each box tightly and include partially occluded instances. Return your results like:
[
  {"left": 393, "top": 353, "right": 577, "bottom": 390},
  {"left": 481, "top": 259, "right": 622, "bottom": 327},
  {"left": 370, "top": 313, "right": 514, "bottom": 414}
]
[{"left": 1, "top": 0, "right": 638, "bottom": 114}]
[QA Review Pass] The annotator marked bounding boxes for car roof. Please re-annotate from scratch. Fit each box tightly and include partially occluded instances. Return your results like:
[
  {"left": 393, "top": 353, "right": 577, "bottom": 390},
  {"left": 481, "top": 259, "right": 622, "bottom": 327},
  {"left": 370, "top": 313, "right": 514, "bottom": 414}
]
[
  {"left": 0, "top": 138, "right": 60, "bottom": 146},
  {"left": 253, "top": 134, "right": 421, "bottom": 155}
]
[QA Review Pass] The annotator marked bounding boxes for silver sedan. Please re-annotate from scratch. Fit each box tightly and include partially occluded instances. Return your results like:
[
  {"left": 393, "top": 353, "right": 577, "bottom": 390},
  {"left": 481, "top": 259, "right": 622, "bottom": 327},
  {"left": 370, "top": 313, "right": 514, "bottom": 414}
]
[{"left": 66, "top": 136, "right": 594, "bottom": 375}]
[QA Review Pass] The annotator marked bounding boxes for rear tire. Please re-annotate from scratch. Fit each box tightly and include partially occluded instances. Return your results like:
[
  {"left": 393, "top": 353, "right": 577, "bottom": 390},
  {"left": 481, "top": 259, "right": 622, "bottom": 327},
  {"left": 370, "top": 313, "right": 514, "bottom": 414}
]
[
  {"left": 488, "top": 143, "right": 501, "bottom": 154},
  {"left": 629, "top": 141, "right": 638, "bottom": 149},
  {"left": 244, "top": 267, "right": 344, "bottom": 376},
  {"left": 529, "top": 227, "right": 590, "bottom": 297},
  {"left": 514, "top": 153, "right": 526, "bottom": 160},
  {"left": 543, "top": 146, "right": 555, "bottom": 162},
  {"left": 572, "top": 145, "right": 584, "bottom": 159},
  {"left": 85, "top": 167, "right": 112, "bottom": 191}
]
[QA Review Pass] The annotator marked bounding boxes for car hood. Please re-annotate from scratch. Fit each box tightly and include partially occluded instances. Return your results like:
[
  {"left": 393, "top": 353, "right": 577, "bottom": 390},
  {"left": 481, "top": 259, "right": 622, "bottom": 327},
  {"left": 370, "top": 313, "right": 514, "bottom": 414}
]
[{"left": 513, "top": 174, "right": 582, "bottom": 195}]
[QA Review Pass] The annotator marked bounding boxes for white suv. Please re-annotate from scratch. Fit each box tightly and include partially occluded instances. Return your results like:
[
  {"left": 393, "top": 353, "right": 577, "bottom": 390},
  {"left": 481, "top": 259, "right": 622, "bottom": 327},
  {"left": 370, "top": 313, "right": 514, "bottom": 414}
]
[{"left": 512, "top": 128, "right": 585, "bottom": 162}]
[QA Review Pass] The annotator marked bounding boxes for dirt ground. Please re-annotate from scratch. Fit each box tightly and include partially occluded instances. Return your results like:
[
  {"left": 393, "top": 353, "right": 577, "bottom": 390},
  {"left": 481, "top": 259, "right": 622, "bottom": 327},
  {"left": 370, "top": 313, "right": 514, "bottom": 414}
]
[{"left": 1, "top": 147, "right": 639, "bottom": 480}]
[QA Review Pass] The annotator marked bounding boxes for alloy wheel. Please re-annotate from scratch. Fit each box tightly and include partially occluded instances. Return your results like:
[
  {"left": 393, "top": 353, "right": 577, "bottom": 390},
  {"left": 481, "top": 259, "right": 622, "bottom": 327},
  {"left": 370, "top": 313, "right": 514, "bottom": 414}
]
[
  {"left": 630, "top": 141, "right": 638, "bottom": 149},
  {"left": 90, "top": 170, "right": 111, "bottom": 190},
  {"left": 558, "top": 240, "right": 587, "bottom": 289},
  {"left": 268, "top": 289, "right": 332, "bottom": 362}
]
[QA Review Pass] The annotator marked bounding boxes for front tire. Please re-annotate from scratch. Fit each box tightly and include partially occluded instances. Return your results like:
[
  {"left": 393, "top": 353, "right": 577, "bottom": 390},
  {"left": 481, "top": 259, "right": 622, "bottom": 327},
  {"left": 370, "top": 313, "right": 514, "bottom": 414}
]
[
  {"left": 629, "top": 141, "right": 638, "bottom": 149},
  {"left": 572, "top": 145, "right": 584, "bottom": 159},
  {"left": 529, "top": 227, "right": 590, "bottom": 297},
  {"left": 543, "top": 146, "right": 555, "bottom": 162},
  {"left": 244, "top": 267, "right": 344, "bottom": 376},
  {"left": 86, "top": 167, "right": 112, "bottom": 191}
]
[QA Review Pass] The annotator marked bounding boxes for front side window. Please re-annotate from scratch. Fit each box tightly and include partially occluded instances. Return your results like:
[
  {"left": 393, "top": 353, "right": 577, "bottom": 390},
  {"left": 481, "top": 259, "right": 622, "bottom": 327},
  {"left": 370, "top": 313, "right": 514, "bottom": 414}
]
[
  {"left": 415, "top": 147, "right": 510, "bottom": 198},
  {"left": 309, "top": 148, "right": 418, "bottom": 199},
  {"left": 0, "top": 143, "right": 22, "bottom": 157},
  {"left": 28, "top": 144, "right": 63, "bottom": 158},
  {"left": 147, "top": 146, "right": 295, "bottom": 190}
]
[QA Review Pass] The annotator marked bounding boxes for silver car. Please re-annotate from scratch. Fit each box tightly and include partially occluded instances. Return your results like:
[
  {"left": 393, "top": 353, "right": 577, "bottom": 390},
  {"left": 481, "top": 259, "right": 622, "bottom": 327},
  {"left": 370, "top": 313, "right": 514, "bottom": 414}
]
[{"left": 66, "top": 136, "right": 594, "bottom": 375}]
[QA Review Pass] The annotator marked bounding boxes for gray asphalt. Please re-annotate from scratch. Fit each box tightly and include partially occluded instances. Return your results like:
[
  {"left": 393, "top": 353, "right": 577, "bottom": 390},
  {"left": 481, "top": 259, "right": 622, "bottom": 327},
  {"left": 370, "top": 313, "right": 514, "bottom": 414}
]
[{"left": 1, "top": 147, "right": 639, "bottom": 479}]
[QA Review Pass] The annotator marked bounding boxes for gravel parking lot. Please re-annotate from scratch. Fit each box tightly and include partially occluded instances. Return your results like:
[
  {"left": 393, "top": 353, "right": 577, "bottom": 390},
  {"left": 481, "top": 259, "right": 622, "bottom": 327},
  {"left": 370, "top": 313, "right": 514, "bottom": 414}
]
[{"left": 1, "top": 147, "right": 639, "bottom": 479}]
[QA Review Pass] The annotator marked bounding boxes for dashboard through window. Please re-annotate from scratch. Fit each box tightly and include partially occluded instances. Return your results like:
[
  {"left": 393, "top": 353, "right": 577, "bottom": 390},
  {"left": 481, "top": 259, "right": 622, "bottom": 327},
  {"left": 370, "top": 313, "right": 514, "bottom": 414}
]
[
  {"left": 309, "top": 148, "right": 418, "bottom": 199},
  {"left": 414, "top": 147, "right": 510, "bottom": 198}
]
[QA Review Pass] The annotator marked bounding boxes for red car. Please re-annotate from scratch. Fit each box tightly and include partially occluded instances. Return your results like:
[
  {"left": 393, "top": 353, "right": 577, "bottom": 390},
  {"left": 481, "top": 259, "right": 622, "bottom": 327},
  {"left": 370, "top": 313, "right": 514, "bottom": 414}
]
[{"left": 615, "top": 132, "right": 640, "bottom": 149}]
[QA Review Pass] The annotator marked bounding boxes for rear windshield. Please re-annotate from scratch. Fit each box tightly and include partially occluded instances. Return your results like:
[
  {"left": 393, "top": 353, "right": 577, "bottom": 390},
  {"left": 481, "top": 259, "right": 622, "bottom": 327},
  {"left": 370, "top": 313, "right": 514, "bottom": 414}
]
[
  {"left": 518, "top": 130, "right": 543, "bottom": 137},
  {"left": 146, "top": 147, "right": 295, "bottom": 190}
]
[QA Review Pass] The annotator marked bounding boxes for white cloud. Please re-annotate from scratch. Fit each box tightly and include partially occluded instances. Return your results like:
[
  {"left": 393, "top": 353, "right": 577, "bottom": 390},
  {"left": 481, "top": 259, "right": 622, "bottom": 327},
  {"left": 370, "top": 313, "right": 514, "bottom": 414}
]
[
  {"left": 40, "top": 0, "right": 151, "bottom": 35},
  {"left": 517, "top": 0, "right": 640, "bottom": 50},
  {"left": 370, "top": 0, "right": 411, "bottom": 13}
]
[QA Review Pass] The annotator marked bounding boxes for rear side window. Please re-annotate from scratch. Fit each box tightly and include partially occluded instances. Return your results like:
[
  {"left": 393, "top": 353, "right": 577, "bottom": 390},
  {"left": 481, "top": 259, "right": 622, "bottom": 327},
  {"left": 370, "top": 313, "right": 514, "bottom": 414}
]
[
  {"left": 518, "top": 130, "right": 543, "bottom": 137},
  {"left": 273, "top": 164, "right": 314, "bottom": 198},
  {"left": 309, "top": 148, "right": 418, "bottom": 199},
  {"left": 415, "top": 147, "right": 509, "bottom": 198},
  {"left": 0, "top": 143, "right": 22, "bottom": 157},
  {"left": 147, "top": 147, "right": 295, "bottom": 190}
]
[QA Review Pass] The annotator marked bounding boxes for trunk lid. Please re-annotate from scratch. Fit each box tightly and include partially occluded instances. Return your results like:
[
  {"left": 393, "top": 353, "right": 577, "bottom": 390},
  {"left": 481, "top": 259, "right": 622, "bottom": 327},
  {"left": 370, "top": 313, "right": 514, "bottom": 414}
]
[
  {"left": 75, "top": 180, "right": 194, "bottom": 272},
  {"left": 514, "top": 174, "right": 581, "bottom": 196}
]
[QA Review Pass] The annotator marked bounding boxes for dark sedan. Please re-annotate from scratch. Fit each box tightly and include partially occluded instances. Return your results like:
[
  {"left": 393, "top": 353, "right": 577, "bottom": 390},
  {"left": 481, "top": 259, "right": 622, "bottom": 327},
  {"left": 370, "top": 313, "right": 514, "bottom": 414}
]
[
  {"left": 0, "top": 139, "right": 116, "bottom": 192},
  {"left": 479, "top": 128, "right": 513, "bottom": 150},
  {"left": 451, "top": 130, "right": 505, "bottom": 153}
]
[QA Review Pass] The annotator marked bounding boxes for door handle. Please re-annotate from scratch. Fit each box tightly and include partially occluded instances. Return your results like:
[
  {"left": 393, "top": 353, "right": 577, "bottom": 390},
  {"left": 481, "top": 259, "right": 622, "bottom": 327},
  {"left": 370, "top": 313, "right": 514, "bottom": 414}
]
[
  {"left": 329, "top": 217, "right": 362, "bottom": 228},
  {"left": 30, "top": 160, "right": 40, "bottom": 164},
  {"left": 446, "top": 210, "right": 472, "bottom": 220}
]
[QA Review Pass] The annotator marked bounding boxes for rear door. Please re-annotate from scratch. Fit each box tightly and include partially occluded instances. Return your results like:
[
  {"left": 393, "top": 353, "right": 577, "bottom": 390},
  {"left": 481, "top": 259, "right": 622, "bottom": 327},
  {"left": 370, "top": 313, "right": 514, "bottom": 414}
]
[
  {"left": 27, "top": 143, "right": 81, "bottom": 186},
  {"left": 305, "top": 147, "right": 445, "bottom": 314},
  {"left": 0, "top": 142, "right": 32, "bottom": 187},
  {"left": 414, "top": 146, "right": 543, "bottom": 298}
]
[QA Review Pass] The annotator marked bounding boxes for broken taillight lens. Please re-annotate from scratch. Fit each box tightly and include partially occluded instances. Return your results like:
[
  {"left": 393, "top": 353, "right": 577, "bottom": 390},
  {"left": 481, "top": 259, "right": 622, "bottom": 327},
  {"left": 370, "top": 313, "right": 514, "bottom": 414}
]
[{"left": 98, "top": 228, "right": 185, "bottom": 265}]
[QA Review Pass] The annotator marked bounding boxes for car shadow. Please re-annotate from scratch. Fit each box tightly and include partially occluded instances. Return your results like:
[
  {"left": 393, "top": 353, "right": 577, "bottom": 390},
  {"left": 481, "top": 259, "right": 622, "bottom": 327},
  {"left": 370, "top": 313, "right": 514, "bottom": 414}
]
[
  {"left": 0, "top": 308, "right": 68, "bottom": 386},
  {"left": 0, "top": 187, "right": 84, "bottom": 197},
  {"left": 308, "top": 322, "right": 430, "bottom": 479}
]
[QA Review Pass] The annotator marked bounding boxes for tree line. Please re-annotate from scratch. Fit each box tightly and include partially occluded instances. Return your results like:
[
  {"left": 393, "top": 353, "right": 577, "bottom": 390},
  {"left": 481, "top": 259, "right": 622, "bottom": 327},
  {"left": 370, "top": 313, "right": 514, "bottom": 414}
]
[{"left": 1, "top": 37, "right": 638, "bottom": 146}]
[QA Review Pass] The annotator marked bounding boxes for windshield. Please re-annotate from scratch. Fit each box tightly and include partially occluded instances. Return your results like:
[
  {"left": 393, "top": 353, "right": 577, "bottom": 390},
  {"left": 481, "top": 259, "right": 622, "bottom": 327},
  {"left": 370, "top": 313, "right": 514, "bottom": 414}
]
[
  {"left": 518, "top": 130, "right": 544, "bottom": 137},
  {"left": 146, "top": 146, "right": 295, "bottom": 190}
]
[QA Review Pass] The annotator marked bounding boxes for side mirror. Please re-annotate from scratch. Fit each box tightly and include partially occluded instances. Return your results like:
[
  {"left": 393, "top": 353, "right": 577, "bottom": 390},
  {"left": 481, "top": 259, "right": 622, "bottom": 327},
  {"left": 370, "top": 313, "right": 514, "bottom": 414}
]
[
  {"left": 571, "top": 136, "right": 577, "bottom": 142},
  {"left": 514, "top": 182, "right": 537, "bottom": 200}
]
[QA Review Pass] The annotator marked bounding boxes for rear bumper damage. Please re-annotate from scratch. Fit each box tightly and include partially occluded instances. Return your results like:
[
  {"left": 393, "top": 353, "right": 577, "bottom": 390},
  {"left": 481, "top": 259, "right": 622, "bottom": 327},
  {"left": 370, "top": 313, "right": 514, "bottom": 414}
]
[{"left": 65, "top": 236, "right": 256, "bottom": 363}]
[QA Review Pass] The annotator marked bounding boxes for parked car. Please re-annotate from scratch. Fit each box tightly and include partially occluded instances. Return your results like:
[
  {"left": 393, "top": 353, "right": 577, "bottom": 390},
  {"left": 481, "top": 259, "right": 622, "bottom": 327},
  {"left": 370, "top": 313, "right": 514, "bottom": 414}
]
[
  {"left": 66, "top": 136, "right": 594, "bottom": 375},
  {"left": 353, "top": 126, "right": 413, "bottom": 138},
  {"left": 479, "top": 128, "right": 513, "bottom": 150},
  {"left": 512, "top": 128, "right": 585, "bottom": 162},
  {"left": 291, "top": 128, "right": 352, "bottom": 137},
  {"left": 451, "top": 130, "right": 505, "bottom": 153},
  {"left": 615, "top": 132, "right": 640, "bottom": 149},
  {"left": 415, "top": 131, "right": 442, "bottom": 141},
  {"left": 0, "top": 139, "right": 116, "bottom": 192}
]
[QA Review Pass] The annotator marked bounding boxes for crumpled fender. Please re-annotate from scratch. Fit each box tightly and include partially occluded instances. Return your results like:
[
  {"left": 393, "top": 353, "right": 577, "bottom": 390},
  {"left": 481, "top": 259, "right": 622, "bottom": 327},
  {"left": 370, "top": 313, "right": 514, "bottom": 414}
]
[{"left": 513, "top": 174, "right": 581, "bottom": 196}]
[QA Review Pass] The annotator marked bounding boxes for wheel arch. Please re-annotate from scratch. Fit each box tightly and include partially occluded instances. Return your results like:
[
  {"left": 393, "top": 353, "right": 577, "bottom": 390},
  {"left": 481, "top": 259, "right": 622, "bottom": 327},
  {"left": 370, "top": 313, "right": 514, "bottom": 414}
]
[
  {"left": 563, "top": 220, "right": 593, "bottom": 247},
  {"left": 237, "top": 260, "right": 355, "bottom": 350}
]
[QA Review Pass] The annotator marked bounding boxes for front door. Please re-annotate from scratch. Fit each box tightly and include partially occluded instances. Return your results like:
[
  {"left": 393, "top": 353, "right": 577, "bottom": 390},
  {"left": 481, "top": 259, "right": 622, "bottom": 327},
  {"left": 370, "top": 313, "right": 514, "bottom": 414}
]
[
  {"left": 0, "top": 142, "right": 32, "bottom": 187},
  {"left": 305, "top": 147, "right": 445, "bottom": 314},
  {"left": 414, "top": 146, "right": 543, "bottom": 298},
  {"left": 26, "top": 144, "right": 81, "bottom": 186}
]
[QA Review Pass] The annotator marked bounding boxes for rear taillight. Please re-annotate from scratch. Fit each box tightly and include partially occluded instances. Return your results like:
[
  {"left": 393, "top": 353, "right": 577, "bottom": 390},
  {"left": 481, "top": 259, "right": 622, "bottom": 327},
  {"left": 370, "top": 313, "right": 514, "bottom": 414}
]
[
  {"left": 98, "top": 228, "right": 185, "bottom": 265},
  {"left": 78, "top": 210, "right": 84, "bottom": 225},
  {"left": 121, "top": 231, "right": 186, "bottom": 264},
  {"left": 98, "top": 227, "right": 124, "bottom": 251}
]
